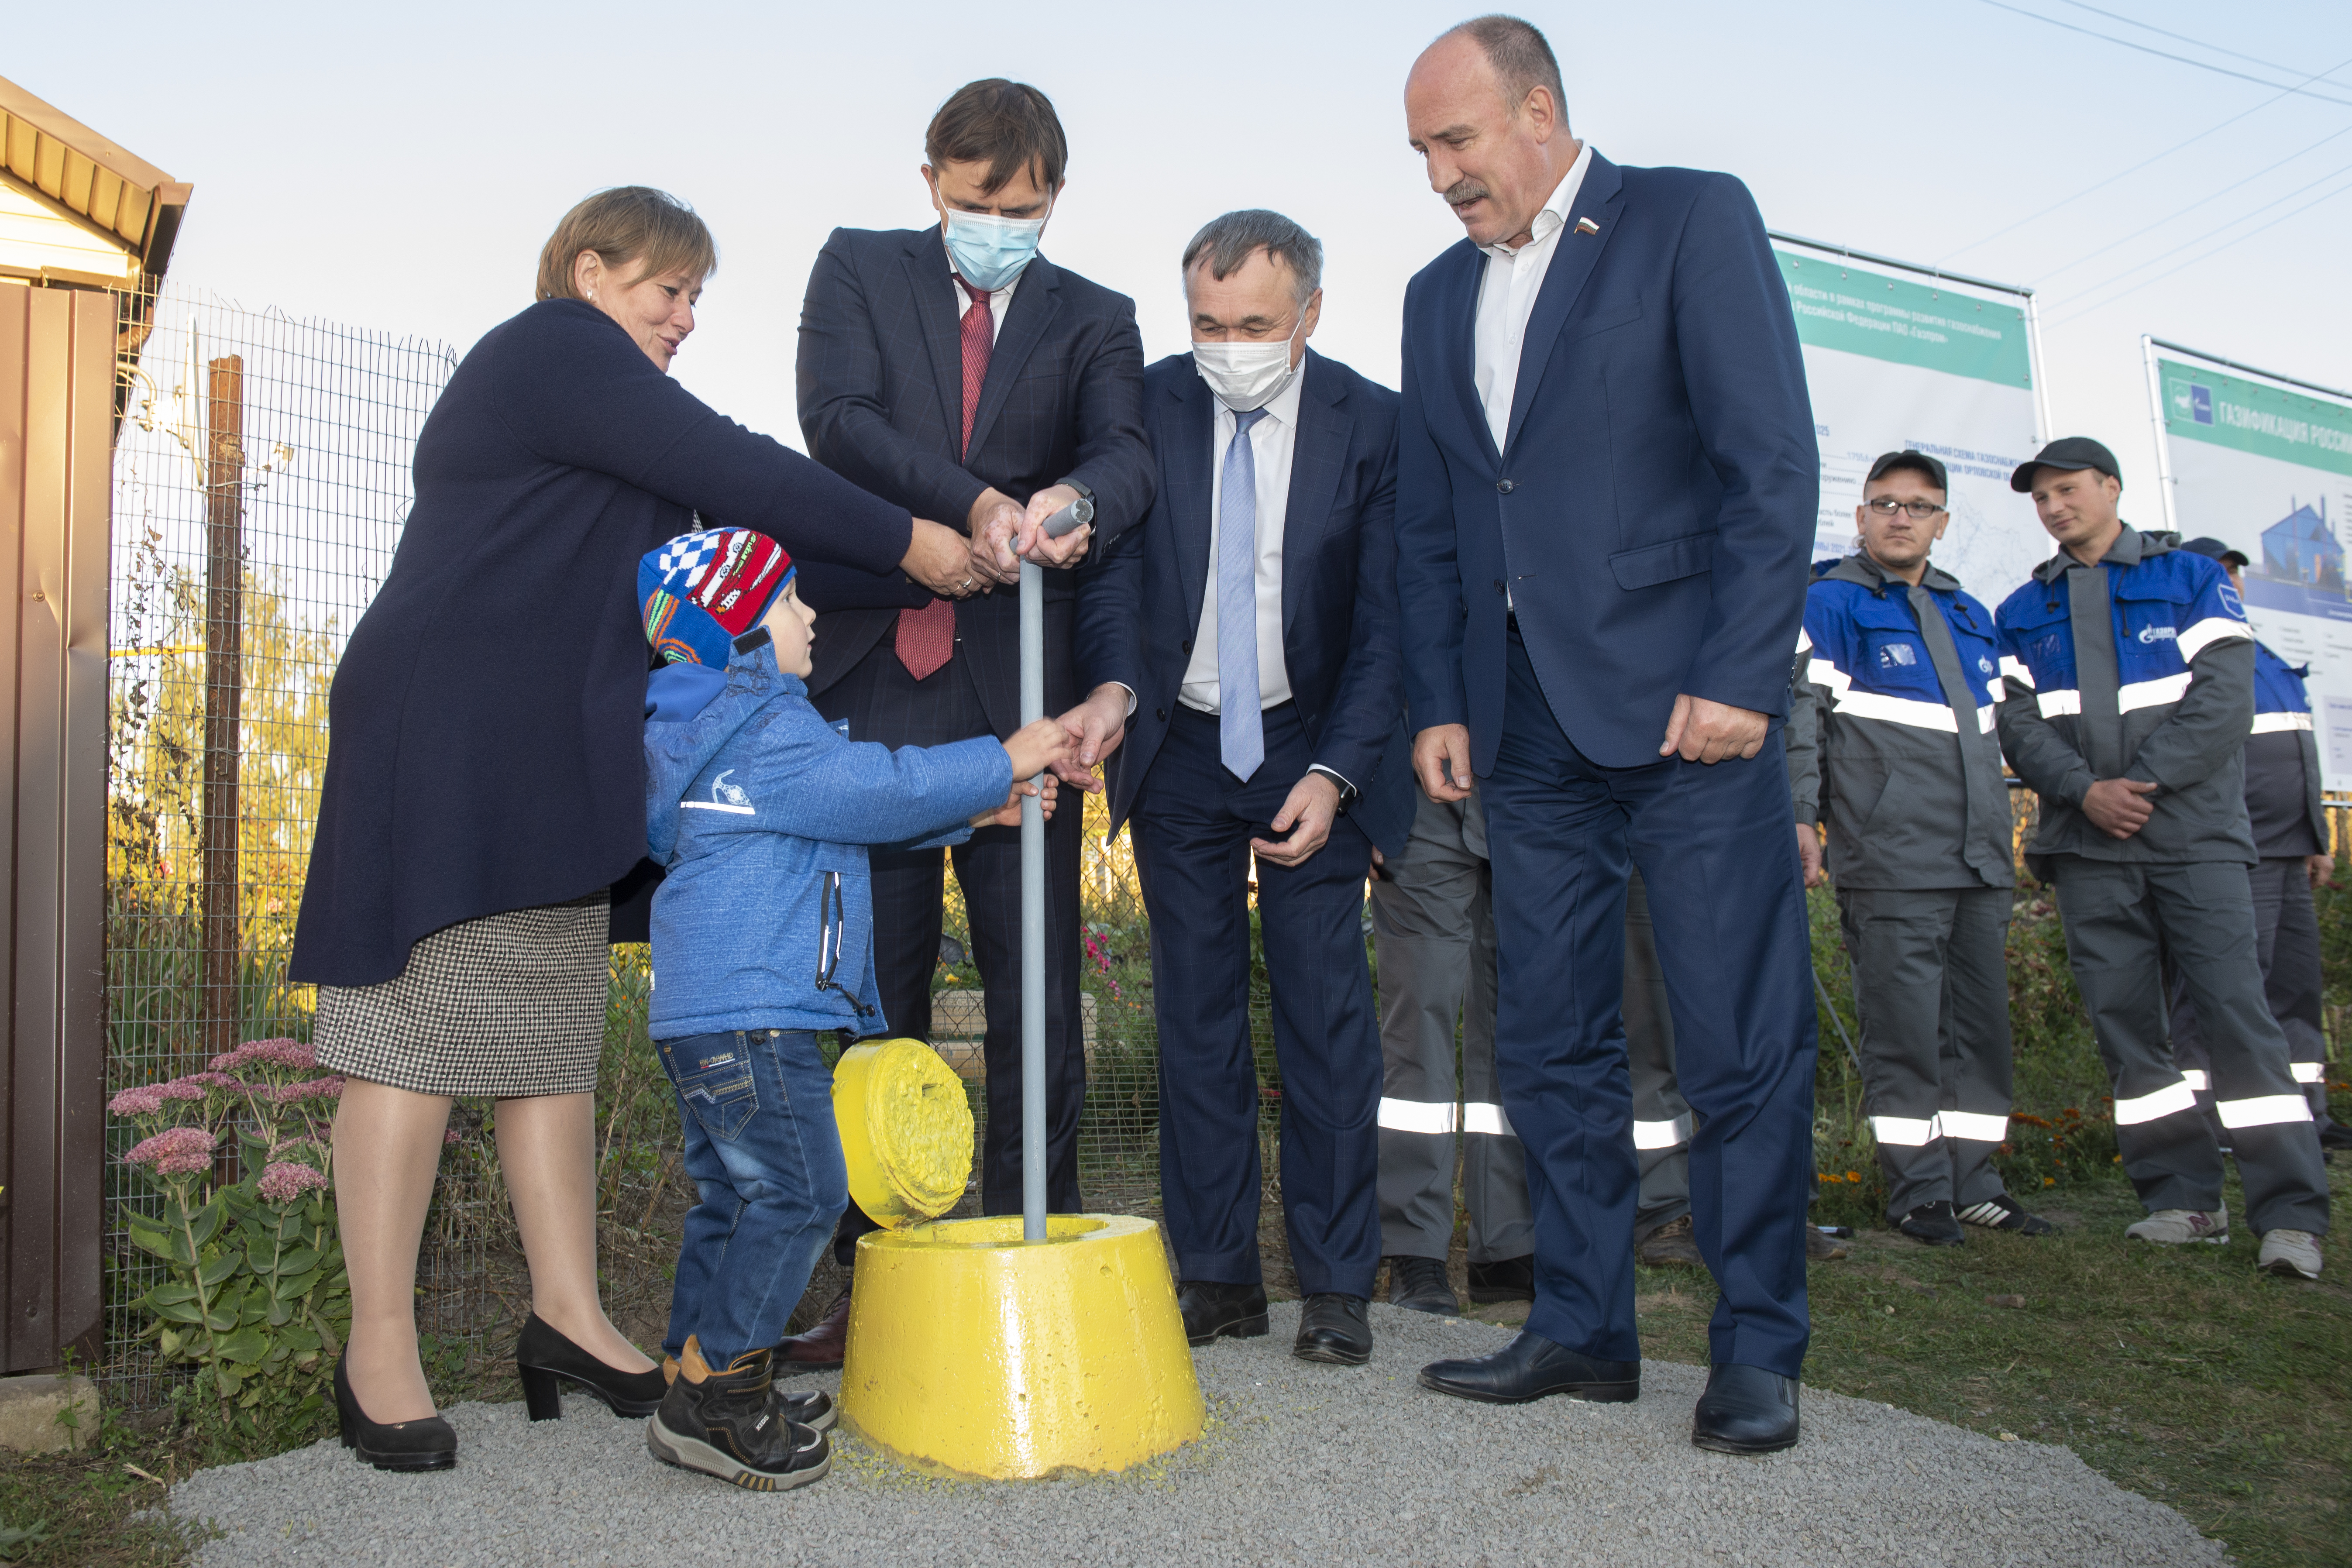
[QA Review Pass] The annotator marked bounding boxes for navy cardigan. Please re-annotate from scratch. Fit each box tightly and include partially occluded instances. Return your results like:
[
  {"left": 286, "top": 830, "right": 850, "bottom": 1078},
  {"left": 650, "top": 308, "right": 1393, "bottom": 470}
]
[{"left": 289, "top": 299, "right": 914, "bottom": 986}]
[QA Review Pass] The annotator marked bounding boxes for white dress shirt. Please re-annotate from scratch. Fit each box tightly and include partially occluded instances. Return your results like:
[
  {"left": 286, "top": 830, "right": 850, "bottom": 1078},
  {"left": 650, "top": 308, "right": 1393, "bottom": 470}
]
[
  {"left": 1472, "top": 141, "right": 1592, "bottom": 454},
  {"left": 947, "top": 247, "right": 1019, "bottom": 341},
  {"left": 1181, "top": 364, "right": 1304, "bottom": 715}
]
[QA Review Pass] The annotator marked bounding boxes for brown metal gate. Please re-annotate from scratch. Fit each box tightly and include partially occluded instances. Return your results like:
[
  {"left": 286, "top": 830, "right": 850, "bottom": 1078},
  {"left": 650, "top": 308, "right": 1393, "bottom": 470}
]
[{"left": 0, "top": 279, "right": 113, "bottom": 1372}]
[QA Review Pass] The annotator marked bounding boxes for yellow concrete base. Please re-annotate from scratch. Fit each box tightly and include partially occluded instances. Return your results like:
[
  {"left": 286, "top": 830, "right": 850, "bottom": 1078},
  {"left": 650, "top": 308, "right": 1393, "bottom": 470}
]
[
  {"left": 832, "top": 1038, "right": 973, "bottom": 1228},
  {"left": 841, "top": 1214, "right": 1206, "bottom": 1479}
]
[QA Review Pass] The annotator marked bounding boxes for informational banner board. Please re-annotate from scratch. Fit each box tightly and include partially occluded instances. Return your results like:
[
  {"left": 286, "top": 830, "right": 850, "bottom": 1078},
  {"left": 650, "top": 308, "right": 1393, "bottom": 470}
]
[
  {"left": 1774, "top": 236, "right": 2048, "bottom": 605},
  {"left": 2147, "top": 340, "right": 2352, "bottom": 787}
]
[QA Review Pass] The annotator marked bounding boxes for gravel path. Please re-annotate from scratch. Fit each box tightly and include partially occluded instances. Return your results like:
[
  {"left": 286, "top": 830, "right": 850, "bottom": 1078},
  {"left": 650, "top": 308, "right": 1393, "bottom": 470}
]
[{"left": 171, "top": 1303, "right": 2220, "bottom": 1567}]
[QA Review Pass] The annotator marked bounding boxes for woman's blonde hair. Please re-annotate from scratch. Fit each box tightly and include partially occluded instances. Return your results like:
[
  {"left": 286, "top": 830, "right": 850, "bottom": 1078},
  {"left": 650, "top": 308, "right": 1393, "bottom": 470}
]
[{"left": 534, "top": 186, "right": 718, "bottom": 302}]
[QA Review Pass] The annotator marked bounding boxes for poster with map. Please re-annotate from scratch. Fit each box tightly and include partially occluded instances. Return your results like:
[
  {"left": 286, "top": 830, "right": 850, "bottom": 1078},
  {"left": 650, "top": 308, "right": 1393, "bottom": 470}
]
[{"left": 2148, "top": 342, "right": 2352, "bottom": 788}]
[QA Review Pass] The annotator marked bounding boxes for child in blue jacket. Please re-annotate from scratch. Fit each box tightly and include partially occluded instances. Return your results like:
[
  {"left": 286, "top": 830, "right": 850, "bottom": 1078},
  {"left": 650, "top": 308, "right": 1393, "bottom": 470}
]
[{"left": 636, "top": 526, "right": 1068, "bottom": 1490}]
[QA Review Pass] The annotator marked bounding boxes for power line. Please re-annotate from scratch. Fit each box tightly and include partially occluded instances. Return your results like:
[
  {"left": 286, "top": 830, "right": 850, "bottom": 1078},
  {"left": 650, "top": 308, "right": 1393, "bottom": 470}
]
[
  {"left": 2044, "top": 169, "right": 2352, "bottom": 327},
  {"left": 1938, "top": 48, "right": 2352, "bottom": 263},
  {"left": 2040, "top": 122, "right": 2352, "bottom": 279},
  {"left": 2054, "top": 157, "right": 2352, "bottom": 302},
  {"left": 2050, "top": 0, "right": 2347, "bottom": 82},
  {"left": 1972, "top": 0, "right": 2352, "bottom": 107}
]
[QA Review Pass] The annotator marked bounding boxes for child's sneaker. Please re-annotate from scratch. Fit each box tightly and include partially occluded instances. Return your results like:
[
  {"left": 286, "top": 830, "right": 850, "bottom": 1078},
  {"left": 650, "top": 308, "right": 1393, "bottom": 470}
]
[
  {"left": 661, "top": 1352, "right": 835, "bottom": 1431},
  {"left": 647, "top": 1339, "right": 829, "bottom": 1491},
  {"left": 2123, "top": 1207, "right": 2228, "bottom": 1245}
]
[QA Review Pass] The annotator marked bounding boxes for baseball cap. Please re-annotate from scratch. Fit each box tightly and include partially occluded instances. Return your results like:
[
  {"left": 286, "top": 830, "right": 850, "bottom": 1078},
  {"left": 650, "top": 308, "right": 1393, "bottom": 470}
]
[
  {"left": 2178, "top": 536, "right": 2251, "bottom": 568},
  {"left": 1866, "top": 450, "right": 1949, "bottom": 493},
  {"left": 640, "top": 527, "right": 796, "bottom": 667},
  {"left": 2010, "top": 437, "right": 2121, "bottom": 494}
]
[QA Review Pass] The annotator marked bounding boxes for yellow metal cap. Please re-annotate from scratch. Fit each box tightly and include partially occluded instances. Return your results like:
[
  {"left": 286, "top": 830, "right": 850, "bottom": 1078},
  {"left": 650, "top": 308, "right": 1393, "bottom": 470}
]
[{"left": 831, "top": 1038, "right": 973, "bottom": 1228}]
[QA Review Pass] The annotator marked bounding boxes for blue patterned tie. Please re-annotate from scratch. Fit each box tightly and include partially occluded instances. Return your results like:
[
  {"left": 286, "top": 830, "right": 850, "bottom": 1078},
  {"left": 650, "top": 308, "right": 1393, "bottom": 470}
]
[{"left": 1219, "top": 407, "right": 1269, "bottom": 781}]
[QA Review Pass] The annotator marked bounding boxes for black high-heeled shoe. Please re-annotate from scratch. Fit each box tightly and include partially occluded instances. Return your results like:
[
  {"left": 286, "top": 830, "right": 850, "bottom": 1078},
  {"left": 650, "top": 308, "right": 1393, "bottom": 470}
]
[
  {"left": 333, "top": 1356, "right": 456, "bottom": 1471},
  {"left": 516, "top": 1313, "right": 666, "bottom": 1420}
]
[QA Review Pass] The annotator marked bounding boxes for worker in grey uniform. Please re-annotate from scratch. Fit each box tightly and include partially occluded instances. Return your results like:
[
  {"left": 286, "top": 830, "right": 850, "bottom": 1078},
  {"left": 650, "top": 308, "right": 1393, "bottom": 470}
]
[
  {"left": 1794, "top": 450, "right": 2053, "bottom": 1246},
  {"left": 2167, "top": 537, "right": 2348, "bottom": 1153},
  {"left": 1370, "top": 772, "right": 1533, "bottom": 1314},
  {"left": 1993, "top": 437, "right": 2328, "bottom": 1281}
]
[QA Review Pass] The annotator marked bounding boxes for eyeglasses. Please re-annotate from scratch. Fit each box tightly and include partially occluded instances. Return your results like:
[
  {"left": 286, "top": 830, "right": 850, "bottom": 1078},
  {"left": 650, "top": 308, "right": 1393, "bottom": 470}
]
[{"left": 1864, "top": 498, "right": 1947, "bottom": 520}]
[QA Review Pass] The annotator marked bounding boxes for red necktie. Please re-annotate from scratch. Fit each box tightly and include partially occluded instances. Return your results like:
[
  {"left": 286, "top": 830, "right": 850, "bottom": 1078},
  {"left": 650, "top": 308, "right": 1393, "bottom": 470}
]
[{"left": 894, "top": 278, "right": 994, "bottom": 681}]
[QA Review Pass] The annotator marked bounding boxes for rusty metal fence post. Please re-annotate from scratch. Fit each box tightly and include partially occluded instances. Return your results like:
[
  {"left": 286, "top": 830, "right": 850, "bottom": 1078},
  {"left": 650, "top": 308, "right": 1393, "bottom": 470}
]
[{"left": 200, "top": 356, "right": 244, "bottom": 1065}]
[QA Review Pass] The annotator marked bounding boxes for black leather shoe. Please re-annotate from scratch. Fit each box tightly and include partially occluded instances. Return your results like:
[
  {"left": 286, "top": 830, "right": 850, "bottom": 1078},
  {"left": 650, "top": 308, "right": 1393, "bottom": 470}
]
[
  {"left": 334, "top": 1356, "right": 456, "bottom": 1471},
  {"left": 1896, "top": 1200, "right": 1966, "bottom": 1247},
  {"left": 1177, "top": 1280, "right": 1269, "bottom": 1346},
  {"left": 516, "top": 1313, "right": 665, "bottom": 1420},
  {"left": 1466, "top": 1254, "right": 1536, "bottom": 1303},
  {"left": 1691, "top": 1362, "right": 1800, "bottom": 1454},
  {"left": 1419, "top": 1330, "right": 1638, "bottom": 1405},
  {"left": 777, "top": 1283, "right": 852, "bottom": 1370},
  {"left": 1293, "top": 1294, "right": 1372, "bottom": 1365},
  {"left": 1386, "top": 1255, "right": 1460, "bottom": 1316}
]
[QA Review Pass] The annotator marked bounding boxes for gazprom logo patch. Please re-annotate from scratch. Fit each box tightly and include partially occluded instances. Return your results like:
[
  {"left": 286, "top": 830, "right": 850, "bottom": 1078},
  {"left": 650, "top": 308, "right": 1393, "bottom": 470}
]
[
  {"left": 2137, "top": 625, "right": 2178, "bottom": 645},
  {"left": 2219, "top": 583, "right": 2245, "bottom": 619}
]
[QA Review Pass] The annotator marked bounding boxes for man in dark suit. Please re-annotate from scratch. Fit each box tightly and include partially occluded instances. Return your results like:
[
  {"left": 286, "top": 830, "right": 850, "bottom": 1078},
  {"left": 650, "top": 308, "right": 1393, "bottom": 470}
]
[
  {"left": 781, "top": 78, "right": 1153, "bottom": 1365},
  {"left": 1059, "top": 210, "right": 1411, "bottom": 1366},
  {"left": 1396, "top": 19, "right": 1820, "bottom": 1451}
]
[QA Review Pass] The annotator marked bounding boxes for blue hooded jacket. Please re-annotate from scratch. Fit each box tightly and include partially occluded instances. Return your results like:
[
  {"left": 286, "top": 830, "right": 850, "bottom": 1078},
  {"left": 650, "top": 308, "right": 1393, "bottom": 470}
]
[{"left": 643, "top": 630, "right": 1011, "bottom": 1040}]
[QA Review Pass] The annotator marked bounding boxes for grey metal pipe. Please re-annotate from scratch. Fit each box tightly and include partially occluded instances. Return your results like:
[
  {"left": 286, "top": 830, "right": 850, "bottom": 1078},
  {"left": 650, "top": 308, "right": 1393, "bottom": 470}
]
[{"left": 1019, "top": 557, "right": 1047, "bottom": 1241}]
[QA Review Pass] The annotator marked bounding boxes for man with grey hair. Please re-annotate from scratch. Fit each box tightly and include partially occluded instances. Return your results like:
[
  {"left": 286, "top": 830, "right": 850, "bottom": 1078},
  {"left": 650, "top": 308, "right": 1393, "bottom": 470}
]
[{"left": 1060, "top": 210, "right": 1413, "bottom": 1366}]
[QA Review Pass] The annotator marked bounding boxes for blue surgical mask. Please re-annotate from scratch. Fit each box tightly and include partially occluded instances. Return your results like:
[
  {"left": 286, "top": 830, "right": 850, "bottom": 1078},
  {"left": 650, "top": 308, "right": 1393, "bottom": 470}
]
[{"left": 941, "top": 206, "right": 1048, "bottom": 291}]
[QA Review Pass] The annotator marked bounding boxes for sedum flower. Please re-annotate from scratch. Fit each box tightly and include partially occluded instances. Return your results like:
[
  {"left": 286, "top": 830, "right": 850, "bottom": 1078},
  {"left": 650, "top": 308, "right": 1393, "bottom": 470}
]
[
  {"left": 255, "top": 1161, "right": 329, "bottom": 1203},
  {"left": 125, "top": 1126, "right": 218, "bottom": 1176},
  {"left": 207, "top": 1038, "right": 317, "bottom": 1074},
  {"left": 107, "top": 1084, "right": 168, "bottom": 1118}
]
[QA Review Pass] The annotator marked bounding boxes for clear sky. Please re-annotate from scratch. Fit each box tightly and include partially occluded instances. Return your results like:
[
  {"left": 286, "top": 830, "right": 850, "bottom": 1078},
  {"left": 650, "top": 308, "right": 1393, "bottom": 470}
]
[{"left": 14, "top": 0, "right": 2351, "bottom": 523}]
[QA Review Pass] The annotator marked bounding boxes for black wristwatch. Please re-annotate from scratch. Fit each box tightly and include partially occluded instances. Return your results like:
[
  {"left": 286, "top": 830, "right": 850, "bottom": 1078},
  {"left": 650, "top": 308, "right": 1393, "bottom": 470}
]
[{"left": 1062, "top": 478, "right": 1096, "bottom": 527}]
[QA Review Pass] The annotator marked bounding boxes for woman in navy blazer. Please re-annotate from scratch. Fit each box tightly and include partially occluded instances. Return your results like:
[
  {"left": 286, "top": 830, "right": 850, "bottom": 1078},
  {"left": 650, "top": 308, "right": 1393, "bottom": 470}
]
[{"left": 289, "top": 188, "right": 959, "bottom": 1468}]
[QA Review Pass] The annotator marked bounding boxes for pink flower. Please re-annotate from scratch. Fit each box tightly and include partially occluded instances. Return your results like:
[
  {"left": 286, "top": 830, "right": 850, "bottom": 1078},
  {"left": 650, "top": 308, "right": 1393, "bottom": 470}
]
[
  {"left": 270, "top": 1076, "right": 346, "bottom": 1104},
  {"left": 155, "top": 1078, "right": 211, "bottom": 1103},
  {"left": 255, "top": 1161, "right": 329, "bottom": 1203},
  {"left": 443, "top": 1128, "right": 461, "bottom": 1145},
  {"left": 206, "top": 1038, "right": 316, "bottom": 1074},
  {"left": 125, "top": 1126, "right": 218, "bottom": 1176},
  {"left": 108, "top": 1085, "right": 168, "bottom": 1118}
]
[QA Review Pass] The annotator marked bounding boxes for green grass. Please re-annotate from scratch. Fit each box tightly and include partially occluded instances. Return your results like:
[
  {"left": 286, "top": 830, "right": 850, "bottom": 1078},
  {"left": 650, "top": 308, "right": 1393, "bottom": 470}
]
[
  {"left": 0, "top": 1412, "right": 216, "bottom": 1568},
  {"left": 1523, "top": 1158, "right": 2352, "bottom": 1568}
]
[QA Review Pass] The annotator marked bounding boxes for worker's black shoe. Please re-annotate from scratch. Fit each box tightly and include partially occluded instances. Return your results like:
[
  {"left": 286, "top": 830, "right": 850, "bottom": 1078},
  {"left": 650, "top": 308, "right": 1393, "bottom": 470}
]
[
  {"left": 1896, "top": 1200, "right": 1965, "bottom": 1247},
  {"left": 1386, "top": 1255, "right": 1460, "bottom": 1316},
  {"left": 1637, "top": 1215, "right": 1705, "bottom": 1268},
  {"left": 646, "top": 1340, "right": 829, "bottom": 1492},
  {"left": 1293, "top": 1294, "right": 1372, "bottom": 1365},
  {"left": 1177, "top": 1280, "right": 1269, "bottom": 1346},
  {"left": 1466, "top": 1254, "right": 1536, "bottom": 1303},
  {"left": 1420, "top": 1329, "right": 1638, "bottom": 1405},
  {"left": 1691, "top": 1363, "right": 1800, "bottom": 1454},
  {"left": 2318, "top": 1120, "right": 2352, "bottom": 1152},
  {"left": 1957, "top": 1193, "right": 2055, "bottom": 1236}
]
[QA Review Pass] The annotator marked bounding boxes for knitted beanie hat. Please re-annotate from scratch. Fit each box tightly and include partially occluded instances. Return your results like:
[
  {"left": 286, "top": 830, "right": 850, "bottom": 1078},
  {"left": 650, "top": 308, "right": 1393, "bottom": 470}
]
[{"left": 640, "top": 526, "right": 795, "bottom": 667}]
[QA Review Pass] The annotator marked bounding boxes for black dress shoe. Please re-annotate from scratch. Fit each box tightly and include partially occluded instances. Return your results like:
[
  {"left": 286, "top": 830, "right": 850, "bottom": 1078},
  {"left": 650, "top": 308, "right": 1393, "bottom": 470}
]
[
  {"left": 334, "top": 1356, "right": 456, "bottom": 1471},
  {"left": 516, "top": 1313, "right": 666, "bottom": 1420},
  {"left": 1177, "top": 1280, "right": 1269, "bottom": 1346},
  {"left": 777, "top": 1283, "right": 853, "bottom": 1370},
  {"left": 1386, "top": 1255, "right": 1460, "bottom": 1316},
  {"left": 1466, "top": 1254, "right": 1536, "bottom": 1303},
  {"left": 1293, "top": 1293, "right": 1372, "bottom": 1365},
  {"left": 1691, "top": 1362, "right": 1800, "bottom": 1454},
  {"left": 1419, "top": 1330, "right": 1638, "bottom": 1405}
]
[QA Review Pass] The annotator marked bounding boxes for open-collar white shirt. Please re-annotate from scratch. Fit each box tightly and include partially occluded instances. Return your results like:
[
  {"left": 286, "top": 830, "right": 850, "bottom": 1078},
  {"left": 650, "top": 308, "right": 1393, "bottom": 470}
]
[{"left": 1472, "top": 141, "right": 1592, "bottom": 454}]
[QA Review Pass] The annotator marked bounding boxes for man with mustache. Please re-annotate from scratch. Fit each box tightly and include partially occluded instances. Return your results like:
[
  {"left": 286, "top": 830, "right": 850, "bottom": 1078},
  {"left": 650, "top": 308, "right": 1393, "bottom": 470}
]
[{"left": 1395, "top": 16, "right": 1820, "bottom": 1453}]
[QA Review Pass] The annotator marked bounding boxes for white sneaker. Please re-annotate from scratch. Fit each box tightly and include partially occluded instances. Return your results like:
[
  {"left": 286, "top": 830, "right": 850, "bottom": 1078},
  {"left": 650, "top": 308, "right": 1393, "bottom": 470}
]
[
  {"left": 2124, "top": 1207, "right": 2229, "bottom": 1245},
  {"left": 2257, "top": 1230, "right": 2323, "bottom": 1281}
]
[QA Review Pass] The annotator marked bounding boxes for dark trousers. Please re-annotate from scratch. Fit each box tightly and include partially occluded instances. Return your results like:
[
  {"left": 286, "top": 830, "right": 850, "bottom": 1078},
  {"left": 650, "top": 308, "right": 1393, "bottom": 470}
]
[
  {"left": 2170, "top": 856, "right": 2331, "bottom": 1132},
  {"left": 1836, "top": 886, "right": 2014, "bottom": 1220},
  {"left": 1132, "top": 703, "right": 1382, "bottom": 1299},
  {"left": 1482, "top": 629, "right": 1816, "bottom": 1376},
  {"left": 816, "top": 642, "right": 1086, "bottom": 1265},
  {"left": 2052, "top": 856, "right": 2327, "bottom": 1235}
]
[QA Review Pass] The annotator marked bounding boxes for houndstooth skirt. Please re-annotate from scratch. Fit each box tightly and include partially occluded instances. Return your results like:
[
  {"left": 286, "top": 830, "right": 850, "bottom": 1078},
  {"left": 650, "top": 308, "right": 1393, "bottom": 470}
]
[{"left": 313, "top": 893, "right": 610, "bottom": 1098}]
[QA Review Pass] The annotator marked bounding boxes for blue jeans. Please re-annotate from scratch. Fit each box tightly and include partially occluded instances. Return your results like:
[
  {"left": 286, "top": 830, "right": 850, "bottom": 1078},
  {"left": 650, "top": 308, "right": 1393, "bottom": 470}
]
[{"left": 656, "top": 1029, "right": 848, "bottom": 1366}]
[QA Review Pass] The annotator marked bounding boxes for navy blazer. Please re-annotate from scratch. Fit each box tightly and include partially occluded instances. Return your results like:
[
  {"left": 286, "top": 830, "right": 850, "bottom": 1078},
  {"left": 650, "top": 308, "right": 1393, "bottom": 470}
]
[
  {"left": 290, "top": 300, "right": 914, "bottom": 985},
  {"left": 1078, "top": 350, "right": 1413, "bottom": 856},
  {"left": 794, "top": 226, "right": 1154, "bottom": 736},
  {"left": 1396, "top": 151, "right": 1817, "bottom": 773}
]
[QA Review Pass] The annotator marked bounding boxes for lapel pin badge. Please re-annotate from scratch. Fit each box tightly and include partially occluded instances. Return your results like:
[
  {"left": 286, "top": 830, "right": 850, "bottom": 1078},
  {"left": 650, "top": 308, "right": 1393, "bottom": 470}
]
[{"left": 1575, "top": 217, "right": 1601, "bottom": 236}]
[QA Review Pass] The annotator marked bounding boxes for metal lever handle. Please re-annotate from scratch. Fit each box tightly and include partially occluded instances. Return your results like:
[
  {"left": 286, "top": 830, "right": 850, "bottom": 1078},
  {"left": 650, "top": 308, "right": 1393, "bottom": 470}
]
[{"left": 1038, "top": 496, "right": 1093, "bottom": 539}]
